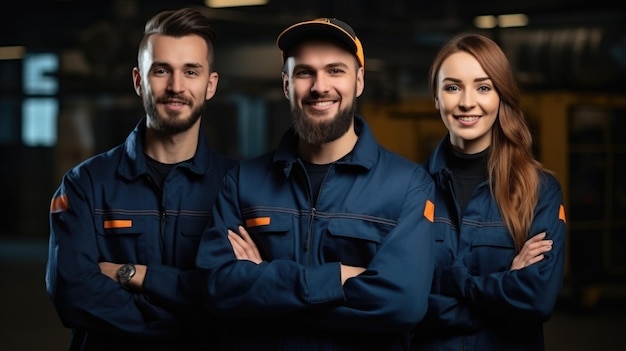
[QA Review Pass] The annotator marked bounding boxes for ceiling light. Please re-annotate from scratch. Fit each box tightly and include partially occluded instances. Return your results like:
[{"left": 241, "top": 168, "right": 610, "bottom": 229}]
[
  {"left": 473, "top": 13, "right": 528, "bottom": 29},
  {"left": 0, "top": 46, "right": 25, "bottom": 60},
  {"left": 474, "top": 15, "right": 497, "bottom": 29},
  {"left": 497, "top": 13, "right": 528, "bottom": 28}
]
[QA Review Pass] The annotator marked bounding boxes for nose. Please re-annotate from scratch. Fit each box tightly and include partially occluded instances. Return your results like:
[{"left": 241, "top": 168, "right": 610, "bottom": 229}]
[
  {"left": 167, "top": 72, "right": 184, "bottom": 93},
  {"left": 459, "top": 90, "right": 476, "bottom": 109},
  {"left": 311, "top": 73, "right": 330, "bottom": 93}
]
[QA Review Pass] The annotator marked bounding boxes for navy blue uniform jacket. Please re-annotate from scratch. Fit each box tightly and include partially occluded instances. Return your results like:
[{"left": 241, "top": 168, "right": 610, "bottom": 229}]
[
  {"left": 196, "top": 115, "right": 436, "bottom": 350},
  {"left": 412, "top": 136, "right": 567, "bottom": 351},
  {"left": 46, "top": 118, "right": 237, "bottom": 351}
]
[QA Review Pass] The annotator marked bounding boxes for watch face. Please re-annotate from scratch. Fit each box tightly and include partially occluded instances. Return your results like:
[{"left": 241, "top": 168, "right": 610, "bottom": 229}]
[
  {"left": 118, "top": 264, "right": 135, "bottom": 284},
  {"left": 119, "top": 265, "right": 132, "bottom": 276},
  {"left": 117, "top": 264, "right": 135, "bottom": 289}
]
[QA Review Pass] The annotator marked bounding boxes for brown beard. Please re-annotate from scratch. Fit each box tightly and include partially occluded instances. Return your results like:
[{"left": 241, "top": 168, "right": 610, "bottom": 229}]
[
  {"left": 291, "top": 98, "right": 356, "bottom": 145},
  {"left": 144, "top": 92, "right": 203, "bottom": 136}
]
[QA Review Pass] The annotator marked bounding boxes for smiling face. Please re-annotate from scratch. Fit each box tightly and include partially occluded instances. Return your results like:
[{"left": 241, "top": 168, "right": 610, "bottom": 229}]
[
  {"left": 282, "top": 39, "right": 364, "bottom": 145},
  {"left": 133, "top": 34, "right": 218, "bottom": 135},
  {"left": 435, "top": 51, "right": 500, "bottom": 154}
]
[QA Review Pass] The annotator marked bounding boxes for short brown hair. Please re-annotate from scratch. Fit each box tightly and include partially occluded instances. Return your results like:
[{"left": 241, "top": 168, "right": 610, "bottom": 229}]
[{"left": 138, "top": 8, "right": 216, "bottom": 68}]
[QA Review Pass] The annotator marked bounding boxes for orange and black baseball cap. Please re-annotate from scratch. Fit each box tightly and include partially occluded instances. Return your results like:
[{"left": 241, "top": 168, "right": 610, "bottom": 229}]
[{"left": 276, "top": 18, "right": 365, "bottom": 68}]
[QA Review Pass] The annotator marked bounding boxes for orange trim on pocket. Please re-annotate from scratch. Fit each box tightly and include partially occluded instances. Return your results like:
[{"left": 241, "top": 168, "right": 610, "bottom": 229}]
[
  {"left": 104, "top": 220, "right": 133, "bottom": 229},
  {"left": 559, "top": 204, "right": 566, "bottom": 223},
  {"left": 50, "top": 194, "right": 69, "bottom": 213},
  {"left": 246, "top": 217, "right": 270, "bottom": 227},
  {"left": 424, "top": 200, "right": 434, "bottom": 223}
]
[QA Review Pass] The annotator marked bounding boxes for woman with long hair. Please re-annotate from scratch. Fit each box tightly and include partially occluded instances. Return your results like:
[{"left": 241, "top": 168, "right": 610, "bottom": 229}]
[{"left": 412, "top": 33, "right": 567, "bottom": 350}]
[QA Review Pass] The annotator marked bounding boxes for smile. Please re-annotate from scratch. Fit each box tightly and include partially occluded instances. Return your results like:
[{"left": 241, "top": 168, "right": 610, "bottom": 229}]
[
  {"left": 457, "top": 116, "right": 479, "bottom": 122},
  {"left": 309, "top": 101, "right": 335, "bottom": 107}
]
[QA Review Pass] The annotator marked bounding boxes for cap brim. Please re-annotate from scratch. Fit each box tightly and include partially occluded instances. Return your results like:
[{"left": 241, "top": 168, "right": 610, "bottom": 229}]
[{"left": 277, "top": 21, "right": 358, "bottom": 58}]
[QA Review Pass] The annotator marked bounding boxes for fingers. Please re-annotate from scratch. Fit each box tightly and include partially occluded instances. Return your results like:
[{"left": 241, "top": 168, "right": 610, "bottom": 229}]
[
  {"left": 526, "top": 232, "right": 546, "bottom": 244},
  {"left": 340, "top": 264, "right": 367, "bottom": 285},
  {"left": 238, "top": 225, "right": 261, "bottom": 259},
  {"left": 510, "top": 233, "right": 553, "bottom": 270},
  {"left": 526, "top": 254, "right": 544, "bottom": 266},
  {"left": 228, "top": 230, "right": 246, "bottom": 259},
  {"left": 238, "top": 225, "right": 252, "bottom": 241},
  {"left": 523, "top": 232, "right": 548, "bottom": 249},
  {"left": 534, "top": 232, "right": 547, "bottom": 240},
  {"left": 523, "top": 242, "right": 552, "bottom": 257},
  {"left": 522, "top": 233, "right": 552, "bottom": 253},
  {"left": 228, "top": 227, "right": 263, "bottom": 264}
]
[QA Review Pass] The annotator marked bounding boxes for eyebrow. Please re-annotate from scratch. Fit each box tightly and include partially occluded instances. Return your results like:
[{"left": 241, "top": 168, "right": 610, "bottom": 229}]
[
  {"left": 325, "top": 62, "right": 349, "bottom": 69},
  {"left": 151, "top": 61, "right": 205, "bottom": 70},
  {"left": 294, "top": 62, "right": 350, "bottom": 70},
  {"left": 183, "top": 62, "right": 205, "bottom": 70},
  {"left": 442, "top": 76, "right": 491, "bottom": 83}
]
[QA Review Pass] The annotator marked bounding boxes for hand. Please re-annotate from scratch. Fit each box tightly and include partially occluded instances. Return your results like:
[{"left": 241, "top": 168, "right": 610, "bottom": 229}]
[
  {"left": 340, "top": 264, "right": 366, "bottom": 285},
  {"left": 99, "top": 261, "right": 146, "bottom": 290},
  {"left": 510, "top": 232, "right": 552, "bottom": 270},
  {"left": 99, "top": 261, "right": 121, "bottom": 281},
  {"left": 228, "top": 225, "right": 263, "bottom": 264}
]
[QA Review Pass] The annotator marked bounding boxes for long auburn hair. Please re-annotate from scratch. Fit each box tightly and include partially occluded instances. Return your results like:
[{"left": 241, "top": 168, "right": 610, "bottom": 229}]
[{"left": 429, "top": 33, "right": 547, "bottom": 252}]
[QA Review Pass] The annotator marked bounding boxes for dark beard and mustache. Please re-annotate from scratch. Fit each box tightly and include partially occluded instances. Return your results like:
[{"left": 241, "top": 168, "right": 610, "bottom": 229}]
[
  {"left": 291, "top": 95, "right": 356, "bottom": 145},
  {"left": 143, "top": 92, "right": 204, "bottom": 136}
]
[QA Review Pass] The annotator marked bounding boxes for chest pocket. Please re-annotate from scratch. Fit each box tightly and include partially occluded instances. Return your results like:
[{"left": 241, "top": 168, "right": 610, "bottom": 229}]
[
  {"left": 433, "top": 220, "right": 457, "bottom": 268},
  {"left": 245, "top": 212, "right": 294, "bottom": 261},
  {"left": 469, "top": 227, "right": 515, "bottom": 274},
  {"left": 322, "top": 217, "right": 392, "bottom": 267},
  {"left": 177, "top": 216, "right": 211, "bottom": 269},
  {"left": 95, "top": 215, "right": 149, "bottom": 262}
]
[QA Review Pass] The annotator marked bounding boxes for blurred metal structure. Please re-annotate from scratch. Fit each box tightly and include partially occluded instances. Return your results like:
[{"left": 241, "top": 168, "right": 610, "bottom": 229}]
[{"left": 0, "top": 0, "right": 624, "bottom": 95}]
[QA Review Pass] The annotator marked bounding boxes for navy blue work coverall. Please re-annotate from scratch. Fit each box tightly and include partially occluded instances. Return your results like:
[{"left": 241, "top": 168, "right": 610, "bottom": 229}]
[
  {"left": 46, "top": 118, "right": 237, "bottom": 350},
  {"left": 412, "top": 137, "right": 566, "bottom": 351},
  {"left": 196, "top": 115, "right": 436, "bottom": 350}
]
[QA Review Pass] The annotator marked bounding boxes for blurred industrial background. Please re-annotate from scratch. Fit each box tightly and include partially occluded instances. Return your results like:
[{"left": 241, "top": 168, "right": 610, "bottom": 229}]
[{"left": 1, "top": 0, "right": 625, "bottom": 350}]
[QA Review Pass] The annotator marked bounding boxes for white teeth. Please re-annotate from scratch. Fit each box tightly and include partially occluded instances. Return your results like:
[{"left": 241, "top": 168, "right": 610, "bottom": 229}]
[
  {"left": 458, "top": 116, "right": 478, "bottom": 122},
  {"left": 312, "top": 101, "right": 333, "bottom": 107}
]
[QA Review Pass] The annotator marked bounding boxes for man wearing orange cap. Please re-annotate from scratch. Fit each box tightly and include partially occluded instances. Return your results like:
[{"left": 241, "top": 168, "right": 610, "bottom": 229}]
[{"left": 196, "top": 18, "right": 435, "bottom": 350}]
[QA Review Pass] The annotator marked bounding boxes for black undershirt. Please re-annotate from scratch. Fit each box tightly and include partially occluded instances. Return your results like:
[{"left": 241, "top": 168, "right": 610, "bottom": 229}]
[
  {"left": 145, "top": 154, "right": 179, "bottom": 189},
  {"left": 302, "top": 160, "right": 332, "bottom": 206},
  {"left": 446, "top": 143, "right": 489, "bottom": 213}
]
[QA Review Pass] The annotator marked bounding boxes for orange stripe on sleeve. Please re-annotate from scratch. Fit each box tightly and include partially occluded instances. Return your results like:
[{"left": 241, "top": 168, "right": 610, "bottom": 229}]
[
  {"left": 424, "top": 200, "right": 434, "bottom": 223},
  {"left": 559, "top": 204, "right": 567, "bottom": 223},
  {"left": 246, "top": 217, "right": 270, "bottom": 227},
  {"left": 104, "top": 220, "right": 133, "bottom": 229},
  {"left": 50, "top": 194, "right": 69, "bottom": 213}
]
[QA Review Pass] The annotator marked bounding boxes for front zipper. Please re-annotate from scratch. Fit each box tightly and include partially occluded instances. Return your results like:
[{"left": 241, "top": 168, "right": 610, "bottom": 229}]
[
  {"left": 160, "top": 209, "right": 165, "bottom": 257},
  {"left": 304, "top": 163, "right": 334, "bottom": 265},
  {"left": 305, "top": 207, "right": 316, "bottom": 255}
]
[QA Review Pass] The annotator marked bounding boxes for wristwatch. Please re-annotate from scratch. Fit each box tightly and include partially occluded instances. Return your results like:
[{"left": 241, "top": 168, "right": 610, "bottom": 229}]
[{"left": 117, "top": 263, "right": 136, "bottom": 287}]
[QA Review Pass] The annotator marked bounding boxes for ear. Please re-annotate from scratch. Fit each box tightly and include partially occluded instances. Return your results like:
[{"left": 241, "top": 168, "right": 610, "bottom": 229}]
[
  {"left": 281, "top": 72, "right": 290, "bottom": 100},
  {"left": 434, "top": 96, "right": 440, "bottom": 111},
  {"left": 132, "top": 67, "right": 141, "bottom": 96},
  {"left": 205, "top": 71, "right": 219, "bottom": 100},
  {"left": 355, "top": 67, "right": 365, "bottom": 97}
]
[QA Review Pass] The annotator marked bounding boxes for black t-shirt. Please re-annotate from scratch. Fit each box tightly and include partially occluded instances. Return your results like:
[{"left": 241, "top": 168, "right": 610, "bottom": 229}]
[
  {"left": 145, "top": 154, "right": 183, "bottom": 189},
  {"left": 301, "top": 160, "right": 332, "bottom": 206}
]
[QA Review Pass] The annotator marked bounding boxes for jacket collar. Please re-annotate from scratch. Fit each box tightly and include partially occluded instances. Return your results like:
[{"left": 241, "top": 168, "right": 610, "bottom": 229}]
[
  {"left": 426, "top": 133, "right": 451, "bottom": 176},
  {"left": 272, "top": 114, "right": 378, "bottom": 176},
  {"left": 117, "top": 117, "right": 218, "bottom": 180}
]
